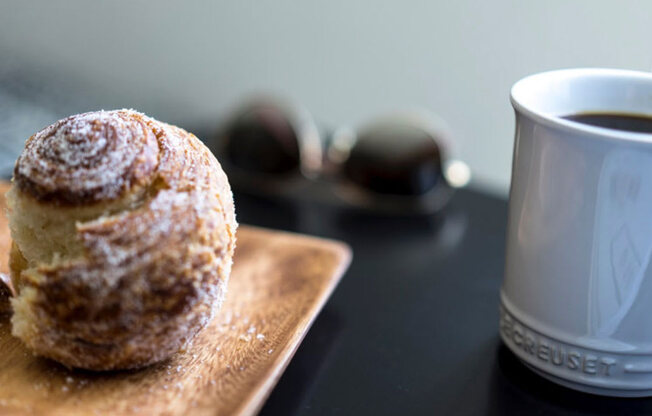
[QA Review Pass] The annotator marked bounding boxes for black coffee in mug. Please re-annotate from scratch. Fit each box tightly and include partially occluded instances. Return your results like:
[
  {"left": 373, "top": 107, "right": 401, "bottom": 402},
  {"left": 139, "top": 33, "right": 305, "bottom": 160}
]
[{"left": 563, "top": 112, "right": 652, "bottom": 134}]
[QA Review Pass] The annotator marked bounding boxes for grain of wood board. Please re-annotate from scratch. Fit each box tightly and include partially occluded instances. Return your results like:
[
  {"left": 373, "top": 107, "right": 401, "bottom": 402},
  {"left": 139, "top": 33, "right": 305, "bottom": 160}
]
[{"left": 0, "top": 181, "right": 352, "bottom": 416}]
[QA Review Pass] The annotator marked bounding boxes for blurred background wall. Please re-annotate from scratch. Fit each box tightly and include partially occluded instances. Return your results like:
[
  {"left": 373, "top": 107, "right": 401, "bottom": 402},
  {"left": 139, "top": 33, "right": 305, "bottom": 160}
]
[{"left": 1, "top": 0, "right": 651, "bottom": 195}]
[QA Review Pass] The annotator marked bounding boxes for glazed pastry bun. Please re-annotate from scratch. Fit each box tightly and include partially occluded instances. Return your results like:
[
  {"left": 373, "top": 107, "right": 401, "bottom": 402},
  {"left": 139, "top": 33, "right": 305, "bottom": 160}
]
[{"left": 7, "top": 110, "right": 237, "bottom": 370}]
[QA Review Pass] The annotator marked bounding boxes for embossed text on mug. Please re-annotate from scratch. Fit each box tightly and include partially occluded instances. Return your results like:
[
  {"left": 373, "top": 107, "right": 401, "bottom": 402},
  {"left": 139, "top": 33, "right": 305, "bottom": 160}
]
[{"left": 500, "top": 308, "right": 617, "bottom": 377}]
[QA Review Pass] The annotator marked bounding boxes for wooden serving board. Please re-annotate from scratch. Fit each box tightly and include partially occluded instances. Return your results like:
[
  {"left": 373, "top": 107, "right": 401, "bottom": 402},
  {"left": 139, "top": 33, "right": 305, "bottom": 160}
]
[{"left": 0, "top": 182, "right": 351, "bottom": 416}]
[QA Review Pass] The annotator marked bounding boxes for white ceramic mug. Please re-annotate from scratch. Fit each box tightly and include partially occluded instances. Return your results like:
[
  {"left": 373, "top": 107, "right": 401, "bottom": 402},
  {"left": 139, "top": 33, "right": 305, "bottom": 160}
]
[{"left": 500, "top": 68, "right": 652, "bottom": 397}]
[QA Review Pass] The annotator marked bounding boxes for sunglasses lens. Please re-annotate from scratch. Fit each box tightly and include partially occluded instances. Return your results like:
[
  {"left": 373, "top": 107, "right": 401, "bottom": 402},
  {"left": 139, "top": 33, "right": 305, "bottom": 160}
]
[
  {"left": 223, "top": 105, "right": 301, "bottom": 174},
  {"left": 343, "top": 124, "right": 444, "bottom": 195}
]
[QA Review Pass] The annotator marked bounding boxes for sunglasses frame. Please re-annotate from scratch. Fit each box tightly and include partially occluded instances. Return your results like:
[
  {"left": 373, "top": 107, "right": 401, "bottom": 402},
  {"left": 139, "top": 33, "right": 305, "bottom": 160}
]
[{"left": 212, "top": 97, "right": 470, "bottom": 215}]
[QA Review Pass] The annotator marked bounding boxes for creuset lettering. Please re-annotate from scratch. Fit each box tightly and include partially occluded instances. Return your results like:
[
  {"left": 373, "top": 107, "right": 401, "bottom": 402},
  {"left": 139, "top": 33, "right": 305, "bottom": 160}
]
[{"left": 500, "top": 309, "right": 617, "bottom": 376}]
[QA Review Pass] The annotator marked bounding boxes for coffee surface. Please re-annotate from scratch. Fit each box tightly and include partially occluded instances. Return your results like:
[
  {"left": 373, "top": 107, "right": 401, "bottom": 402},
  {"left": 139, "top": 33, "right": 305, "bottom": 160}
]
[{"left": 563, "top": 112, "right": 652, "bottom": 134}]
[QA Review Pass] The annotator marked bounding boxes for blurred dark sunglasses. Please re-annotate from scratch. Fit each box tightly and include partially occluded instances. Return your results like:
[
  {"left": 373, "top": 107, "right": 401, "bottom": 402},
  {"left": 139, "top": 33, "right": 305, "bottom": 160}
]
[{"left": 211, "top": 98, "right": 470, "bottom": 214}]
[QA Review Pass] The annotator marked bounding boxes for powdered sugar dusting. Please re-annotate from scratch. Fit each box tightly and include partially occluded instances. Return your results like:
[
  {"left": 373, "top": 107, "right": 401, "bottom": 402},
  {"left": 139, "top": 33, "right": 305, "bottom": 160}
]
[{"left": 15, "top": 109, "right": 159, "bottom": 204}]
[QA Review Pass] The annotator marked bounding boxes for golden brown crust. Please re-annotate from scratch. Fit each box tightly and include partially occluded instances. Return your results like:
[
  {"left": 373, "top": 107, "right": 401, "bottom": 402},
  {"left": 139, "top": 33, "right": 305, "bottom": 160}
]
[
  {"left": 13, "top": 110, "right": 159, "bottom": 205},
  {"left": 0, "top": 181, "right": 12, "bottom": 314},
  {"left": 9, "top": 110, "right": 237, "bottom": 370}
]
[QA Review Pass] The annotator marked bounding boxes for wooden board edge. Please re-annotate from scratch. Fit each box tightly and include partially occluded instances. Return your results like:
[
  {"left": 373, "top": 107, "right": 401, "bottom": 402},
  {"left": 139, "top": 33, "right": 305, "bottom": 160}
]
[
  {"left": 238, "top": 225, "right": 352, "bottom": 254},
  {"left": 234, "top": 231, "right": 352, "bottom": 416}
]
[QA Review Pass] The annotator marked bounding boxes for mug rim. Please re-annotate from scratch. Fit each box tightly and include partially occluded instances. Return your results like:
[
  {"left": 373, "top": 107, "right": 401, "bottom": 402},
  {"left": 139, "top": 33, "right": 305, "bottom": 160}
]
[{"left": 510, "top": 68, "right": 652, "bottom": 144}]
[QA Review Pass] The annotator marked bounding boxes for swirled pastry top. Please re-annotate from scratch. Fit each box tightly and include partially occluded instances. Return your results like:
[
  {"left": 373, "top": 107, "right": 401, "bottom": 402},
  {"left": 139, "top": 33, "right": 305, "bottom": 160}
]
[{"left": 14, "top": 110, "right": 159, "bottom": 205}]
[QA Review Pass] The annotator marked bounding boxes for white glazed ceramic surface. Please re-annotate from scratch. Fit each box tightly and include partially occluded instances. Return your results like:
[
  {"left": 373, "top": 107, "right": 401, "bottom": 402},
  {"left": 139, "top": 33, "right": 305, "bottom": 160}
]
[{"left": 501, "top": 68, "right": 652, "bottom": 397}]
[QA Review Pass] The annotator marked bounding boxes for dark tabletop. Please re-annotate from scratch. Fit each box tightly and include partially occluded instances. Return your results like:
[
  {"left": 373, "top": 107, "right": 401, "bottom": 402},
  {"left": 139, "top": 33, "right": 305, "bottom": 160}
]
[{"left": 234, "top": 188, "right": 652, "bottom": 416}]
